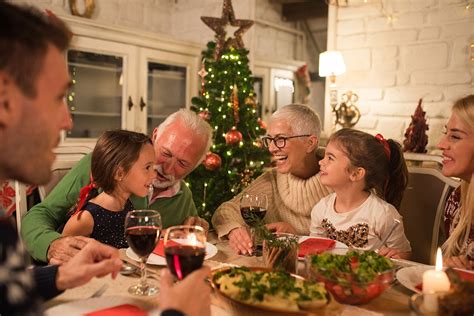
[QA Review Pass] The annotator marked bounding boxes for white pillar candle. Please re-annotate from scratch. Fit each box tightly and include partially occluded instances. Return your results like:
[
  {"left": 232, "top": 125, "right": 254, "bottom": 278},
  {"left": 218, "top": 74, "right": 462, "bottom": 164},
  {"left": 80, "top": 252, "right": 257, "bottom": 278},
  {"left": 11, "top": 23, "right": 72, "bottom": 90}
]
[{"left": 422, "top": 248, "right": 451, "bottom": 312}]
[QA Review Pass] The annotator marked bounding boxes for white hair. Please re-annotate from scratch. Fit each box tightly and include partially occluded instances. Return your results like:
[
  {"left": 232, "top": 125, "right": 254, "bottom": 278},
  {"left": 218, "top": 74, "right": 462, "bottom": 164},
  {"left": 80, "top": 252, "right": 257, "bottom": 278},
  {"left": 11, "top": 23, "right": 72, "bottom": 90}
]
[
  {"left": 271, "top": 103, "right": 321, "bottom": 138},
  {"left": 155, "top": 109, "right": 213, "bottom": 163}
]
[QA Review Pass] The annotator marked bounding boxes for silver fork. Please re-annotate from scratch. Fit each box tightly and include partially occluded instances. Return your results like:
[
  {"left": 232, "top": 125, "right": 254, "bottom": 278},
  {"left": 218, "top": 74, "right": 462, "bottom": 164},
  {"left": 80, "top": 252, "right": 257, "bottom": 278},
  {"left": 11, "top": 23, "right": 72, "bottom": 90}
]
[{"left": 88, "top": 284, "right": 109, "bottom": 298}]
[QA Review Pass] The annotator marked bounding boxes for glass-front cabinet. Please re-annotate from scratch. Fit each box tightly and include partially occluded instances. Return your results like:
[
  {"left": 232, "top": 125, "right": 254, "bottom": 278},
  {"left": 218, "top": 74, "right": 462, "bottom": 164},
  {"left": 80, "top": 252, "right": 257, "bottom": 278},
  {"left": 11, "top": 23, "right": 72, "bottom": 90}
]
[
  {"left": 62, "top": 17, "right": 200, "bottom": 142},
  {"left": 138, "top": 49, "right": 196, "bottom": 136}
]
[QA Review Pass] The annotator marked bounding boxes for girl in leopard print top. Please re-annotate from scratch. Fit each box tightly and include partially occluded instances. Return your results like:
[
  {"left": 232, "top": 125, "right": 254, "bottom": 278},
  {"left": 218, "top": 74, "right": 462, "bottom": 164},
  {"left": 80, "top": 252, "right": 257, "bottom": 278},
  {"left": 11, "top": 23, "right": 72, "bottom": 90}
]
[{"left": 310, "top": 129, "right": 411, "bottom": 259}]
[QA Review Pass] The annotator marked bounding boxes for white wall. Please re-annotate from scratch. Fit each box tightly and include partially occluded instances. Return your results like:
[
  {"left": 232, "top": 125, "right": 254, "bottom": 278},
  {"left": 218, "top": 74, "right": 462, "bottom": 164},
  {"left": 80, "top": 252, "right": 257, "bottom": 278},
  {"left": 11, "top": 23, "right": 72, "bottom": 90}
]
[
  {"left": 13, "top": 0, "right": 302, "bottom": 62},
  {"left": 330, "top": 0, "right": 473, "bottom": 150}
]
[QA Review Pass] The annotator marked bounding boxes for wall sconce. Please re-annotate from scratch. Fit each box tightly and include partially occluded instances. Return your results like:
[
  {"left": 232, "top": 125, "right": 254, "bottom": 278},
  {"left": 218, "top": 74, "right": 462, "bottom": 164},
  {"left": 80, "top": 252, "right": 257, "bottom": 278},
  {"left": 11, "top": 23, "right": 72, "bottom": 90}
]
[
  {"left": 335, "top": 91, "right": 361, "bottom": 128},
  {"left": 319, "top": 51, "right": 346, "bottom": 125}
]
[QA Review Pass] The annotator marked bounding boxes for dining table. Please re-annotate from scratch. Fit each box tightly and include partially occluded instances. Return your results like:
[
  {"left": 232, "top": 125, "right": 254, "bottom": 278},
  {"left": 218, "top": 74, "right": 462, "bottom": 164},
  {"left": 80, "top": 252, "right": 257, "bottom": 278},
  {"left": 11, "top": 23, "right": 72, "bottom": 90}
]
[{"left": 43, "top": 233, "right": 420, "bottom": 315}]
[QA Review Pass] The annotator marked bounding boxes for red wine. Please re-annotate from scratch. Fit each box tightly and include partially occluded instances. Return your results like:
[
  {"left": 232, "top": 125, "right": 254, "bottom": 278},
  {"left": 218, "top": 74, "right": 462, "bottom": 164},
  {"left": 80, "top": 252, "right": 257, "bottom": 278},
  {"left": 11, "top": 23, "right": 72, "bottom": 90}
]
[
  {"left": 165, "top": 245, "right": 205, "bottom": 280},
  {"left": 126, "top": 226, "right": 160, "bottom": 258},
  {"left": 240, "top": 207, "right": 267, "bottom": 226}
]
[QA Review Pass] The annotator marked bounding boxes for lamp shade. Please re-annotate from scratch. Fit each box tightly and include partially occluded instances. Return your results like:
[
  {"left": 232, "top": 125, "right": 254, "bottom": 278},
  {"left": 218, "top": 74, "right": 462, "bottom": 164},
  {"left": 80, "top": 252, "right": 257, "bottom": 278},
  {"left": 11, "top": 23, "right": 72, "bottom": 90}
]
[{"left": 319, "top": 51, "right": 346, "bottom": 77}]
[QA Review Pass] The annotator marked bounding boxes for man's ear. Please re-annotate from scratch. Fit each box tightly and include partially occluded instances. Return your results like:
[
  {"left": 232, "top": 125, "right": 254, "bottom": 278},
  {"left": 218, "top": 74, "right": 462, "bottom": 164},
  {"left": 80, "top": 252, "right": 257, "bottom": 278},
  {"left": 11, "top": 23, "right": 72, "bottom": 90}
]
[
  {"left": 152, "top": 127, "right": 159, "bottom": 143},
  {"left": 350, "top": 167, "right": 366, "bottom": 182},
  {"left": 306, "top": 135, "right": 319, "bottom": 153},
  {"left": 0, "top": 72, "right": 14, "bottom": 127}
]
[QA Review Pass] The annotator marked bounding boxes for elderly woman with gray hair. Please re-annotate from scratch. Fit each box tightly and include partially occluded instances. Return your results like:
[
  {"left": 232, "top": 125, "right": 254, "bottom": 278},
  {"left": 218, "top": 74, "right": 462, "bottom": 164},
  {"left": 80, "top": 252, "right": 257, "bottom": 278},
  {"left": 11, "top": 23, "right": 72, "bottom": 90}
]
[{"left": 212, "top": 104, "right": 332, "bottom": 255}]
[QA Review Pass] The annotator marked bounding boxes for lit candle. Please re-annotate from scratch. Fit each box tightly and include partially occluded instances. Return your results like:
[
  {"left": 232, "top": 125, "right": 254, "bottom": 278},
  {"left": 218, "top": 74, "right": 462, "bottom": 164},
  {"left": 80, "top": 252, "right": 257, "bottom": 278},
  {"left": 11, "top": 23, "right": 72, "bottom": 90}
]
[{"left": 422, "top": 248, "right": 451, "bottom": 312}]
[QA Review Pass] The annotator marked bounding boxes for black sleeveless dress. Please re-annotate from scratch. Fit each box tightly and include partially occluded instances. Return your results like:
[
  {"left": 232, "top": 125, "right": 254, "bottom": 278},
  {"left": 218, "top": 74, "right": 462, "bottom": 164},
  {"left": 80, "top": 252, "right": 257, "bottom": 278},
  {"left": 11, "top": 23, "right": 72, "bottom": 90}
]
[{"left": 83, "top": 200, "right": 134, "bottom": 249}]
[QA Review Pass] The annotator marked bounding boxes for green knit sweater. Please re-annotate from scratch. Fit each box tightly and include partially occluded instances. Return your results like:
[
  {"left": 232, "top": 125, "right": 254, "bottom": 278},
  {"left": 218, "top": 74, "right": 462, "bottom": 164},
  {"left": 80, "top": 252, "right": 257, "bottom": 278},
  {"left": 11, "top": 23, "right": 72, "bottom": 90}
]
[{"left": 21, "top": 154, "right": 197, "bottom": 262}]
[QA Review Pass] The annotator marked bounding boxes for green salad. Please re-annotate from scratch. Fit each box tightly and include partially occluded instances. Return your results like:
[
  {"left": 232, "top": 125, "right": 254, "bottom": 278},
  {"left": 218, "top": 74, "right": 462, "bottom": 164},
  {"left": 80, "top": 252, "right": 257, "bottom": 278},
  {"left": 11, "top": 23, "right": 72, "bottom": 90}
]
[{"left": 310, "top": 250, "right": 394, "bottom": 283}]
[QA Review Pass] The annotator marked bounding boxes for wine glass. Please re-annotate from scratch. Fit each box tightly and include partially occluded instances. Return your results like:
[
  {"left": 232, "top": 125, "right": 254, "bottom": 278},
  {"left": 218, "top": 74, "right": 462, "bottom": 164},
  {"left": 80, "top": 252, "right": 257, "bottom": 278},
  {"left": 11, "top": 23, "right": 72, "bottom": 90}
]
[
  {"left": 125, "top": 210, "right": 162, "bottom": 296},
  {"left": 163, "top": 225, "right": 206, "bottom": 281},
  {"left": 240, "top": 192, "right": 268, "bottom": 256}
]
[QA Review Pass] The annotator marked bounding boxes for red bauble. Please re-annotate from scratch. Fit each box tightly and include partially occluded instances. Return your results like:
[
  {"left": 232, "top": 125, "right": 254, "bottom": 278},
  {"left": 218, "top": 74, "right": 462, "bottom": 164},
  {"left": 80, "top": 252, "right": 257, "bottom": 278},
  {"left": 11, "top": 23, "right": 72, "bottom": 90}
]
[
  {"left": 257, "top": 117, "right": 267, "bottom": 130},
  {"left": 198, "top": 109, "right": 211, "bottom": 121},
  {"left": 225, "top": 127, "right": 243, "bottom": 145},
  {"left": 203, "top": 152, "right": 221, "bottom": 171}
]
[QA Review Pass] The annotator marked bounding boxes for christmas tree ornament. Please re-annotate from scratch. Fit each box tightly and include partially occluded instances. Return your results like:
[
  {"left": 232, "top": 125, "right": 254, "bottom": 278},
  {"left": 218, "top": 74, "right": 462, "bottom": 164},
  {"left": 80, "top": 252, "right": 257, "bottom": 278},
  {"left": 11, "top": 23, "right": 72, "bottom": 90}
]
[
  {"left": 198, "top": 60, "right": 208, "bottom": 96},
  {"left": 200, "top": 0, "right": 254, "bottom": 58},
  {"left": 198, "top": 109, "right": 211, "bottom": 121},
  {"left": 238, "top": 168, "right": 254, "bottom": 187},
  {"left": 257, "top": 117, "right": 267, "bottom": 130},
  {"left": 403, "top": 98, "right": 429, "bottom": 153},
  {"left": 244, "top": 96, "right": 257, "bottom": 108},
  {"left": 231, "top": 84, "right": 240, "bottom": 124},
  {"left": 225, "top": 126, "right": 243, "bottom": 145},
  {"left": 203, "top": 152, "right": 222, "bottom": 171}
]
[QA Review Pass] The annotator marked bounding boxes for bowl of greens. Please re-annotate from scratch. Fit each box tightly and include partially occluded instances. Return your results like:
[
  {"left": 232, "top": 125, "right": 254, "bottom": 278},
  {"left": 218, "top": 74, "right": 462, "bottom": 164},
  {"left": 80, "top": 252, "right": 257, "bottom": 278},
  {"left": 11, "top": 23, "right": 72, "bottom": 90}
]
[{"left": 307, "top": 250, "right": 395, "bottom": 305}]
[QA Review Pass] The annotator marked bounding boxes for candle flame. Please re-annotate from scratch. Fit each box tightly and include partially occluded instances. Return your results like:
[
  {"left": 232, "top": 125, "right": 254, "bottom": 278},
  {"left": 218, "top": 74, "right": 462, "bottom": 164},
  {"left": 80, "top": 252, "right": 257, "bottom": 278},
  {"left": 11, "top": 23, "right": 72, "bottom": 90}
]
[{"left": 435, "top": 248, "right": 443, "bottom": 271}]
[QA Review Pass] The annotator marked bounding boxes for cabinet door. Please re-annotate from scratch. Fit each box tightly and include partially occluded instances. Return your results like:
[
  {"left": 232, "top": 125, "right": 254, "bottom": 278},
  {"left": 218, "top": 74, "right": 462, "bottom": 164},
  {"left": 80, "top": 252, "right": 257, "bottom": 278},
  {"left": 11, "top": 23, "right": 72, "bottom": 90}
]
[
  {"left": 66, "top": 37, "right": 138, "bottom": 139},
  {"left": 137, "top": 48, "right": 199, "bottom": 135}
]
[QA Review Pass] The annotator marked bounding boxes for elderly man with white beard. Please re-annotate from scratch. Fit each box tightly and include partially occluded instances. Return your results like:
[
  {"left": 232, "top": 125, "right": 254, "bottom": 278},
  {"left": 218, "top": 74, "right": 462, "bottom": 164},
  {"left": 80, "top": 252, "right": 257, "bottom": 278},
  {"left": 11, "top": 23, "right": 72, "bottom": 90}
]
[{"left": 22, "top": 109, "right": 213, "bottom": 264}]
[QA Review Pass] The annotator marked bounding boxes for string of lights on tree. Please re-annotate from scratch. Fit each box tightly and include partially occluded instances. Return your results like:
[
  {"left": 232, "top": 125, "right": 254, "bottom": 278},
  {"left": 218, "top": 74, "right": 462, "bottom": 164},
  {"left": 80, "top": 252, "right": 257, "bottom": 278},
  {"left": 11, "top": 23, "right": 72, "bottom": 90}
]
[{"left": 185, "top": 0, "right": 270, "bottom": 222}]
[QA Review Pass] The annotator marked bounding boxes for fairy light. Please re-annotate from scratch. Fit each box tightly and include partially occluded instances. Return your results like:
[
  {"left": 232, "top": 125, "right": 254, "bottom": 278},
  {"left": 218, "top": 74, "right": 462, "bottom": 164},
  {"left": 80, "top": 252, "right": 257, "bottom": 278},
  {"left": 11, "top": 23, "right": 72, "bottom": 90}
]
[
  {"left": 220, "top": 97, "right": 224, "bottom": 101},
  {"left": 239, "top": 141, "right": 243, "bottom": 147},
  {"left": 226, "top": 151, "right": 232, "bottom": 156},
  {"left": 250, "top": 161, "right": 254, "bottom": 166},
  {"left": 221, "top": 91, "right": 225, "bottom": 95},
  {"left": 238, "top": 61, "right": 241, "bottom": 65},
  {"left": 227, "top": 170, "right": 232, "bottom": 174},
  {"left": 222, "top": 114, "right": 226, "bottom": 119},
  {"left": 224, "top": 71, "right": 227, "bottom": 74},
  {"left": 204, "top": 182, "right": 208, "bottom": 187}
]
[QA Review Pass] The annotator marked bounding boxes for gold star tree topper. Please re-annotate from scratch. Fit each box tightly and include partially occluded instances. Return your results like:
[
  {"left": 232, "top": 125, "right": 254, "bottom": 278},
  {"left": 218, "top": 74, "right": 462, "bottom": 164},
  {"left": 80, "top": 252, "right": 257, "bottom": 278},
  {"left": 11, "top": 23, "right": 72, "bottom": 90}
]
[{"left": 201, "top": 0, "right": 254, "bottom": 58}]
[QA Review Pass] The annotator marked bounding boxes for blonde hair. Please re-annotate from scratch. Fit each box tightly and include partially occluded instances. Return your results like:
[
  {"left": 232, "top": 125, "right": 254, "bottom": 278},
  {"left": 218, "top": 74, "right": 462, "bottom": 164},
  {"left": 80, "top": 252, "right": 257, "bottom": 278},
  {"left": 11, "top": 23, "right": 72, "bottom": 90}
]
[{"left": 442, "top": 94, "right": 474, "bottom": 256}]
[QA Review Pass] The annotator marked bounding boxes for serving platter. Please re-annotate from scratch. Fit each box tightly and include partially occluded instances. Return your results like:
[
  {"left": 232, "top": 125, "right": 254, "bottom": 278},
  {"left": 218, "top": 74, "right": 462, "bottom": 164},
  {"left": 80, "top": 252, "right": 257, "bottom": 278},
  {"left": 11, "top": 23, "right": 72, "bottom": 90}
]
[{"left": 211, "top": 266, "right": 342, "bottom": 316}]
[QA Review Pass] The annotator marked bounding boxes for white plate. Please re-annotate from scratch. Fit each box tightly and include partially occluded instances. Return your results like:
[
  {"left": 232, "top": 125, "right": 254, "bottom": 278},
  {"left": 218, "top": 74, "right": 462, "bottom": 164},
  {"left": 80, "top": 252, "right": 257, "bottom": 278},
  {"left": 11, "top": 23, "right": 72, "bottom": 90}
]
[
  {"left": 298, "top": 236, "right": 348, "bottom": 259},
  {"left": 126, "top": 241, "right": 218, "bottom": 265},
  {"left": 396, "top": 265, "right": 433, "bottom": 293},
  {"left": 45, "top": 295, "right": 159, "bottom": 316}
]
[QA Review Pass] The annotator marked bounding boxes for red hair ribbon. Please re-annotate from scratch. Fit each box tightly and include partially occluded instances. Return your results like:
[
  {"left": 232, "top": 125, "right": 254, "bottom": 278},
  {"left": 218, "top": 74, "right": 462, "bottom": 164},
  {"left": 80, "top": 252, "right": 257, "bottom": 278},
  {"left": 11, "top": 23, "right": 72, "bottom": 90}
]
[
  {"left": 375, "top": 134, "right": 391, "bottom": 160},
  {"left": 72, "top": 174, "right": 96, "bottom": 216}
]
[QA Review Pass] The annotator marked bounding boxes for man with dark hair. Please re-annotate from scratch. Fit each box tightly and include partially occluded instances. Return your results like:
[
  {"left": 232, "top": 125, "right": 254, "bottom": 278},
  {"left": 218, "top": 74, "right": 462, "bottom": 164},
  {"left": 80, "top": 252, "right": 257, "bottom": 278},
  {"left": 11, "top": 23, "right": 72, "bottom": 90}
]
[{"left": 0, "top": 3, "right": 210, "bottom": 315}]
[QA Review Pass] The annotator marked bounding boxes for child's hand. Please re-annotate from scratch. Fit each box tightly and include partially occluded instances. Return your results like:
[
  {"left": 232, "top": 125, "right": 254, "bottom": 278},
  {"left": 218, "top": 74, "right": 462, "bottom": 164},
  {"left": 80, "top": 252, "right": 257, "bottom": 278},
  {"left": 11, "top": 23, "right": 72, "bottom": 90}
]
[{"left": 378, "top": 247, "right": 411, "bottom": 259}]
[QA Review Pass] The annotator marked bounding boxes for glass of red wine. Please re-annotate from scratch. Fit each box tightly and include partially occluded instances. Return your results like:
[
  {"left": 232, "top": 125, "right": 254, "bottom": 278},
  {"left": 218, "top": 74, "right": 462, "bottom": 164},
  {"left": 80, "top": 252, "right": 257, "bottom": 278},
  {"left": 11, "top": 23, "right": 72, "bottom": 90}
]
[
  {"left": 125, "top": 210, "right": 162, "bottom": 296},
  {"left": 240, "top": 192, "right": 268, "bottom": 256},
  {"left": 163, "top": 225, "right": 206, "bottom": 281}
]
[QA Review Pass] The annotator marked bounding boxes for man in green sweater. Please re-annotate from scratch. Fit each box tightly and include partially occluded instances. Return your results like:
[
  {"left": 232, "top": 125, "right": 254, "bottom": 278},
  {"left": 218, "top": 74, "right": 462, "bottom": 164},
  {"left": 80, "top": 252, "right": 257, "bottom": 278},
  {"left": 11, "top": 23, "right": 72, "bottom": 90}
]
[{"left": 22, "top": 109, "right": 213, "bottom": 264}]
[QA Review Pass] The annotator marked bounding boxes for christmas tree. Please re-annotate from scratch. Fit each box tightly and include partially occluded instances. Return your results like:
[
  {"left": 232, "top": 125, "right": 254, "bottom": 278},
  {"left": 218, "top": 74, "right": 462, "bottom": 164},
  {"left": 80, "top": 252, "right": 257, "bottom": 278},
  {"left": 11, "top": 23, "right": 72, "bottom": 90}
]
[
  {"left": 186, "top": 0, "right": 270, "bottom": 222},
  {"left": 403, "top": 98, "right": 429, "bottom": 153}
]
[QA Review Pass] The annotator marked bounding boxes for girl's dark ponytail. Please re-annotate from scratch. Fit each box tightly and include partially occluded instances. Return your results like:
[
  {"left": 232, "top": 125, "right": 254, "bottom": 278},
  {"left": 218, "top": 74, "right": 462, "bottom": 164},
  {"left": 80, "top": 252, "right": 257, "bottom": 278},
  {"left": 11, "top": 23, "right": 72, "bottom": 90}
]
[{"left": 384, "top": 140, "right": 409, "bottom": 209}]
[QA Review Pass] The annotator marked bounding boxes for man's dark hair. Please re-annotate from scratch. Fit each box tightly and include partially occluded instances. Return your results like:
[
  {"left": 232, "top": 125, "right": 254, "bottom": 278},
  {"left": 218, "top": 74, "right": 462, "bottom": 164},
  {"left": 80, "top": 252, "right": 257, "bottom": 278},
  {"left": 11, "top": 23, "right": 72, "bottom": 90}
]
[{"left": 0, "top": 2, "right": 71, "bottom": 97}]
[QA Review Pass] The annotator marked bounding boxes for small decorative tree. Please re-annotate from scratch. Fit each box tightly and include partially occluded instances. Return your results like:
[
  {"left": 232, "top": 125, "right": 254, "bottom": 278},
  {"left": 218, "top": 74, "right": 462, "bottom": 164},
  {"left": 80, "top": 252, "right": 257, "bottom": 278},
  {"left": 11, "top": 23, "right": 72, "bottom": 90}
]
[{"left": 403, "top": 98, "right": 429, "bottom": 153}]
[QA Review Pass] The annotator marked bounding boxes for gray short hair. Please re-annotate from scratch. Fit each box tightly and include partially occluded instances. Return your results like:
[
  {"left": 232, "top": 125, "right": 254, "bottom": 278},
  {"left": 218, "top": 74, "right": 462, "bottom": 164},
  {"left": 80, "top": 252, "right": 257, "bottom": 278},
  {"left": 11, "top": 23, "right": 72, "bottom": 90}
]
[
  {"left": 271, "top": 104, "right": 321, "bottom": 138},
  {"left": 155, "top": 109, "right": 213, "bottom": 163}
]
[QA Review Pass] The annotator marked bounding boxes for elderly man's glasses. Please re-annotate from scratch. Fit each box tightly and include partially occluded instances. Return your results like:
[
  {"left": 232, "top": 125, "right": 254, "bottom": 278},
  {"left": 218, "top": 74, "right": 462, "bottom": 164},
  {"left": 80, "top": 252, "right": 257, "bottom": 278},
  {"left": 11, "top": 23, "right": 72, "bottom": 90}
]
[{"left": 261, "top": 135, "right": 310, "bottom": 149}]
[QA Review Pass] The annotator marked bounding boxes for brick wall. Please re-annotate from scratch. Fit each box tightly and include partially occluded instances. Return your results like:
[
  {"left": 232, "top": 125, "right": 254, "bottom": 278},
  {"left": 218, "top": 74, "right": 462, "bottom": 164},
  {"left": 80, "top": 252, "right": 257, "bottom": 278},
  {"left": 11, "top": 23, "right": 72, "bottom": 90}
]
[{"left": 332, "top": 0, "right": 473, "bottom": 150}]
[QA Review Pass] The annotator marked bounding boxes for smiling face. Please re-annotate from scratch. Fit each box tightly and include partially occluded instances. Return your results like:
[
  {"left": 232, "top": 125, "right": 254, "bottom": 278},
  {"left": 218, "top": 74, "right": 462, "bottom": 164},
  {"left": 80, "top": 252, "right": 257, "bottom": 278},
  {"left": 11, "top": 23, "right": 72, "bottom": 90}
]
[
  {"left": 0, "top": 45, "right": 72, "bottom": 185},
  {"left": 437, "top": 112, "right": 474, "bottom": 181},
  {"left": 318, "top": 140, "right": 355, "bottom": 189},
  {"left": 121, "top": 143, "right": 156, "bottom": 197},
  {"left": 266, "top": 118, "right": 313, "bottom": 177},
  {"left": 152, "top": 119, "right": 207, "bottom": 188}
]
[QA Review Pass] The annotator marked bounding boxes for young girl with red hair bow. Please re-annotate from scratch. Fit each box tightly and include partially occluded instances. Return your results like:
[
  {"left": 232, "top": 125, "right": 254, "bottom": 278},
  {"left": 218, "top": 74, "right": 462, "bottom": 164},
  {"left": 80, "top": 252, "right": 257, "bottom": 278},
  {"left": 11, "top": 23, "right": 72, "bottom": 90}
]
[{"left": 62, "top": 130, "right": 155, "bottom": 248}]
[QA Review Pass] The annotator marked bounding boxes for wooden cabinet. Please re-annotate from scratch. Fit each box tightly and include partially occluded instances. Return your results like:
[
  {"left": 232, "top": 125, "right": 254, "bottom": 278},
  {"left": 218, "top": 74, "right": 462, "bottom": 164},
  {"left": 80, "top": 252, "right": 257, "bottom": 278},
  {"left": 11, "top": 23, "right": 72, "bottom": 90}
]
[{"left": 60, "top": 15, "right": 201, "bottom": 142}]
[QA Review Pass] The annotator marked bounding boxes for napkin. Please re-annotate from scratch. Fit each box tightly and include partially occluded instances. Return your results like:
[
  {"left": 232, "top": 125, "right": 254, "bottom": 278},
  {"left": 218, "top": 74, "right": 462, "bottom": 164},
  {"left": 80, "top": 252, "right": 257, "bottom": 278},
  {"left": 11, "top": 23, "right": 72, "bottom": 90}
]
[
  {"left": 153, "top": 239, "right": 180, "bottom": 257},
  {"left": 84, "top": 304, "right": 147, "bottom": 316},
  {"left": 298, "top": 238, "right": 336, "bottom": 258}
]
